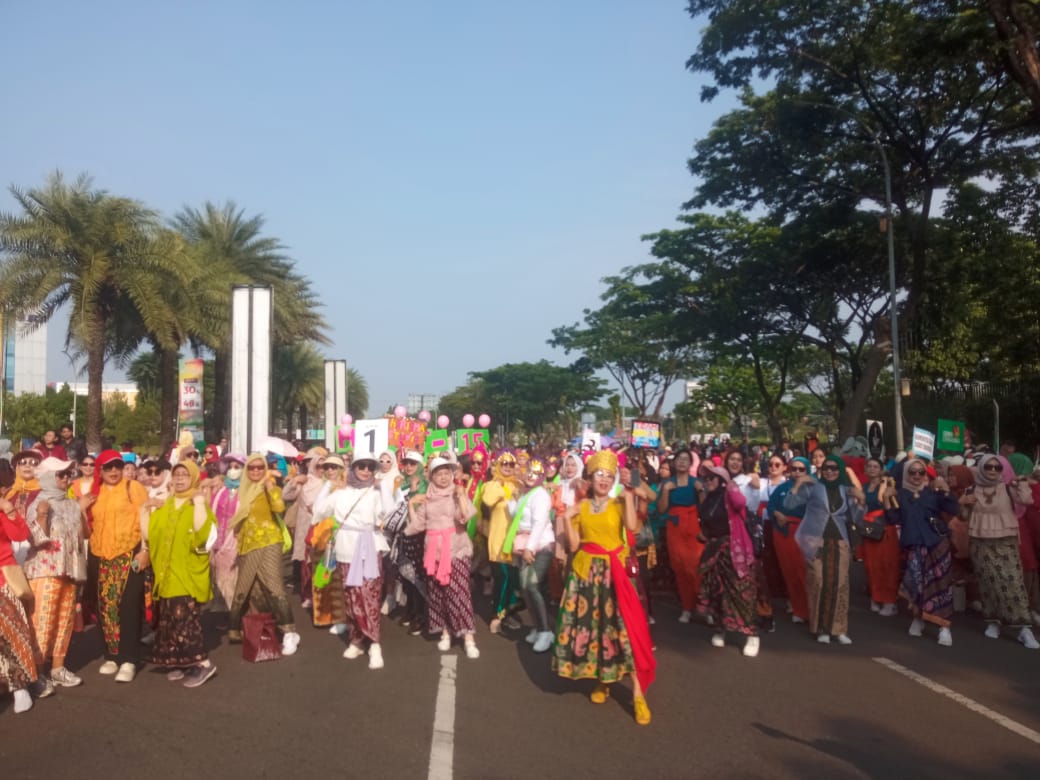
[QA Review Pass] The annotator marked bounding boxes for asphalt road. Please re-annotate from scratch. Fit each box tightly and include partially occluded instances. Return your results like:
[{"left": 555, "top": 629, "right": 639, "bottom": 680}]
[{"left": 3, "top": 564, "right": 1039, "bottom": 780}]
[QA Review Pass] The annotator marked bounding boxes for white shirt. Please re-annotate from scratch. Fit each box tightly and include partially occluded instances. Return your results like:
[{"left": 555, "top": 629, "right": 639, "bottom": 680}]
[
  {"left": 313, "top": 485, "right": 387, "bottom": 562},
  {"left": 507, "top": 487, "right": 554, "bottom": 553}
]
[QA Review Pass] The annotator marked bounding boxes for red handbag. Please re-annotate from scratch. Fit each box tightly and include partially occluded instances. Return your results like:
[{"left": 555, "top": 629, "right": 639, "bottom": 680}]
[{"left": 242, "top": 612, "right": 282, "bottom": 663}]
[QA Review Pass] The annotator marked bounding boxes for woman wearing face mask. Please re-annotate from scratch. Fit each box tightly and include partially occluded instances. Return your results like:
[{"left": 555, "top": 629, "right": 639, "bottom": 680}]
[
  {"left": 314, "top": 453, "right": 386, "bottom": 668},
  {"left": 210, "top": 455, "right": 245, "bottom": 612},
  {"left": 657, "top": 449, "right": 702, "bottom": 623},
  {"left": 887, "top": 457, "right": 960, "bottom": 645},
  {"left": 787, "top": 454, "right": 865, "bottom": 644},
  {"left": 554, "top": 450, "right": 655, "bottom": 726},
  {"left": 144, "top": 461, "right": 218, "bottom": 686},
  {"left": 961, "top": 454, "right": 1038, "bottom": 649},
  {"left": 23, "top": 458, "right": 89, "bottom": 689},
  {"left": 406, "top": 457, "right": 479, "bottom": 658},
  {"left": 227, "top": 453, "right": 300, "bottom": 657},
  {"left": 769, "top": 457, "right": 811, "bottom": 624},
  {"left": 505, "top": 458, "right": 555, "bottom": 652}
]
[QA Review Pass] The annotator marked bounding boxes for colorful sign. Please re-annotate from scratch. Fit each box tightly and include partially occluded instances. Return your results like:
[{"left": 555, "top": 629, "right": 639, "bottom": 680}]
[
  {"left": 178, "top": 358, "right": 204, "bottom": 433},
  {"left": 937, "top": 419, "right": 965, "bottom": 451},
  {"left": 389, "top": 416, "right": 428, "bottom": 452},
  {"left": 581, "top": 429, "right": 601, "bottom": 451},
  {"left": 454, "top": 428, "right": 489, "bottom": 453},
  {"left": 424, "top": 429, "right": 451, "bottom": 458},
  {"left": 911, "top": 427, "right": 935, "bottom": 460},
  {"left": 630, "top": 419, "right": 661, "bottom": 449}
]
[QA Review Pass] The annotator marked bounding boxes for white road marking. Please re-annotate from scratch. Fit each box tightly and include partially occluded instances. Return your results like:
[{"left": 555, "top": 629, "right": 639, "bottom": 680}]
[
  {"left": 873, "top": 657, "right": 1040, "bottom": 747},
  {"left": 428, "top": 654, "right": 458, "bottom": 780}
]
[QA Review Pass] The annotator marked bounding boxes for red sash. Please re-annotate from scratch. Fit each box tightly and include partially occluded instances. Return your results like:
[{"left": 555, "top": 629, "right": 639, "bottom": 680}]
[{"left": 580, "top": 542, "right": 656, "bottom": 691}]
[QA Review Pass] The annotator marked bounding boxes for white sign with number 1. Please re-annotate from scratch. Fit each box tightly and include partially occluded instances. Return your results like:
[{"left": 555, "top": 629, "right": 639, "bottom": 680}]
[{"left": 353, "top": 419, "right": 389, "bottom": 457}]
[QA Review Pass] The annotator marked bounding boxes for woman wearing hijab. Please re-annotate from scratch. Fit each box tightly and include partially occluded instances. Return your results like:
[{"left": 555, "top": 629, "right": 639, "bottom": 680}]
[
  {"left": 887, "top": 456, "right": 960, "bottom": 644},
  {"left": 553, "top": 450, "right": 655, "bottom": 726},
  {"left": 227, "top": 453, "right": 300, "bottom": 657},
  {"left": 860, "top": 457, "right": 900, "bottom": 617},
  {"left": 786, "top": 454, "right": 864, "bottom": 644},
  {"left": 283, "top": 448, "right": 328, "bottom": 610},
  {"left": 549, "top": 450, "right": 583, "bottom": 603},
  {"left": 769, "top": 457, "right": 811, "bottom": 624},
  {"left": 657, "top": 448, "right": 702, "bottom": 624},
  {"left": 506, "top": 457, "right": 555, "bottom": 652},
  {"left": 145, "top": 461, "right": 218, "bottom": 686},
  {"left": 695, "top": 465, "right": 760, "bottom": 656},
  {"left": 87, "top": 449, "right": 150, "bottom": 682},
  {"left": 210, "top": 454, "right": 245, "bottom": 612},
  {"left": 23, "top": 457, "right": 89, "bottom": 689},
  {"left": 406, "top": 457, "right": 479, "bottom": 658},
  {"left": 314, "top": 452, "right": 386, "bottom": 669},
  {"left": 7, "top": 451, "right": 42, "bottom": 518},
  {"left": 960, "top": 453, "right": 1038, "bottom": 649},
  {"left": 481, "top": 450, "right": 523, "bottom": 633}
]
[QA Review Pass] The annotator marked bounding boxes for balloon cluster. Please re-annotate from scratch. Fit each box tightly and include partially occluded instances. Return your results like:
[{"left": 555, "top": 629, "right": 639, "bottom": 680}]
[
  {"left": 426, "top": 412, "right": 491, "bottom": 430},
  {"left": 337, "top": 414, "right": 355, "bottom": 448}
]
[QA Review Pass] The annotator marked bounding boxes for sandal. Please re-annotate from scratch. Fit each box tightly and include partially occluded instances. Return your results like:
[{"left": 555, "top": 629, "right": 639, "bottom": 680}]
[{"left": 634, "top": 696, "right": 651, "bottom": 726}]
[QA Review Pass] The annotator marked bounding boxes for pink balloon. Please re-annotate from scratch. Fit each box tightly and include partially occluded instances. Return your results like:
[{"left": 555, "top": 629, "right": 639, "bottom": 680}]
[
  {"left": 437, "top": 415, "right": 450, "bottom": 429},
  {"left": 478, "top": 414, "right": 490, "bottom": 428},
  {"left": 394, "top": 405, "right": 406, "bottom": 418},
  {"left": 340, "top": 414, "right": 352, "bottom": 425},
  {"left": 462, "top": 413, "right": 475, "bottom": 427},
  {"left": 418, "top": 410, "right": 432, "bottom": 423},
  {"left": 339, "top": 424, "right": 352, "bottom": 437}
]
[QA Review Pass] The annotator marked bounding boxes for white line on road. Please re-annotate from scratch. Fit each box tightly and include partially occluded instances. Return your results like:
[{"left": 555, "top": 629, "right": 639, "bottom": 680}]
[
  {"left": 428, "top": 654, "right": 458, "bottom": 780},
  {"left": 873, "top": 656, "right": 1040, "bottom": 747}
]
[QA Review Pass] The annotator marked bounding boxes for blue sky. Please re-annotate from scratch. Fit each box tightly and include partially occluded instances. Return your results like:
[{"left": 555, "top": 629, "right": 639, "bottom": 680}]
[{"left": 3, "top": 1, "right": 728, "bottom": 418}]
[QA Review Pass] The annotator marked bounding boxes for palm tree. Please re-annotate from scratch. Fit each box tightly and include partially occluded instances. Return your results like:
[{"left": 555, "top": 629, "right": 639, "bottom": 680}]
[
  {"left": 0, "top": 172, "right": 186, "bottom": 450},
  {"left": 171, "top": 202, "right": 329, "bottom": 439},
  {"left": 272, "top": 342, "right": 325, "bottom": 435},
  {"left": 347, "top": 367, "right": 369, "bottom": 419}
]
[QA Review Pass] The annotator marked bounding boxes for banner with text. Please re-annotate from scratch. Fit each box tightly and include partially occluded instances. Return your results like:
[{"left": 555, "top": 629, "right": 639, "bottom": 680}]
[{"left": 178, "top": 358, "right": 204, "bottom": 434}]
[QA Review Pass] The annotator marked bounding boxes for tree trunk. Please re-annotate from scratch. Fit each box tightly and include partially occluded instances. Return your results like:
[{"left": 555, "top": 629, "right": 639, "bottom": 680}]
[
  {"left": 86, "top": 323, "right": 106, "bottom": 453},
  {"left": 159, "top": 347, "right": 179, "bottom": 450},
  {"left": 837, "top": 337, "right": 891, "bottom": 441}
]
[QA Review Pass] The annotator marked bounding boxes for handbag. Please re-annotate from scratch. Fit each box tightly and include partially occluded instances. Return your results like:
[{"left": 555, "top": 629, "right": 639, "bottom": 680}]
[
  {"left": 242, "top": 612, "right": 282, "bottom": 662},
  {"left": 1, "top": 564, "right": 33, "bottom": 606},
  {"left": 854, "top": 509, "right": 887, "bottom": 541},
  {"left": 928, "top": 514, "right": 950, "bottom": 537},
  {"left": 310, "top": 517, "right": 336, "bottom": 553},
  {"left": 313, "top": 544, "right": 337, "bottom": 590}
]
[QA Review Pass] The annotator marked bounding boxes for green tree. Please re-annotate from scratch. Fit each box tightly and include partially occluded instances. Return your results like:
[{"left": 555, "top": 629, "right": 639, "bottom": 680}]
[
  {"left": 0, "top": 173, "right": 188, "bottom": 450},
  {"left": 0, "top": 384, "right": 85, "bottom": 444},
  {"left": 347, "top": 367, "right": 369, "bottom": 420}
]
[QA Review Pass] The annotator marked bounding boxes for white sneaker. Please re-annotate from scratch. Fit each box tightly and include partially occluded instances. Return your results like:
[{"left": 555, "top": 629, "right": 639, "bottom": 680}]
[
  {"left": 343, "top": 643, "right": 364, "bottom": 660},
  {"left": 380, "top": 594, "right": 396, "bottom": 616},
  {"left": 99, "top": 660, "right": 119, "bottom": 675},
  {"left": 836, "top": 634, "right": 852, "bottom": 645},
  {"left": 114, "top": 663, "right": 137, "bottom": 683},
  {"left": 937, "top": 628, "right": 953, "bottom": 646},
  {"left": 532, "top": 631, "right": 554, "bottom": 653},
  {"left": 678, "top": 610, "right": 692, "bottom": 624},
  {"left": 13, "top": 689, "right": 33, "bottom": 714},
  {"left": 984, "top": 622, "right": 1000, "bottom": 640},
  {"left": 281, "top": 631, "right": 301, "bottom": 656},
  {"left": 329, "top": 623, "right": 347, "bottom": 636},
  {"left": 437, "top": 633, "right": 452, "bottom": 652},
  {"left": 464, "top": 641, "right": 480, "bottom": 660},
  {"left": 1018, "top": 627, "right": 1040, "bottom": 650},
  {"left": 50, "top": 667, "right": 83, "bottom": 687},
  {"left": 743, "top": 636, "right": 760, "bottom": 657},
  {"left": 524, "top": 629, "right": 538, "bottom": 644},
  {"left": 908, "top": 618, "right": 924, "bottom": 637},
  {"left": 870, "top": 601, "right": 881, "bottom": 613},
  {"left": 879, "top": 604, "right": 898, "bottom": 617},
  {"left": 711, "top": 632, "right": 725, "bottom": 648},
  {"left": 817, "top": 634, "right": 831, "bottom": 644},
  {"left": 368, "top": 643, "right": 384, "bottom": 670},
  {"left": 791, "top": 615, "right": 806, "bottom": 624}
]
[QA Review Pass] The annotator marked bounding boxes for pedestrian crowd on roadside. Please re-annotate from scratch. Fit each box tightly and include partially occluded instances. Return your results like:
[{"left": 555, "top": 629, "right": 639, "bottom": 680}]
[{"left": 2, "top": 427, "right": 1039, "bottom": 726}]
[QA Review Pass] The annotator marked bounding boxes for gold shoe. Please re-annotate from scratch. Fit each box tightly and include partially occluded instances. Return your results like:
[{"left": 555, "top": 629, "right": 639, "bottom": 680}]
[
  {"left": 634, "top": 696, "right": 651, "bottom": 725},
  {"left": 590, "top": 683, "right": 610, "bottom": 704}
]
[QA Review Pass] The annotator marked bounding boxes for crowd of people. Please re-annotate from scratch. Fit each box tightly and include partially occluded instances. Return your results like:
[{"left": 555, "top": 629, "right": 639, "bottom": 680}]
[{"left": 2, "top": 427, "right": 1039, "bottom": 725}]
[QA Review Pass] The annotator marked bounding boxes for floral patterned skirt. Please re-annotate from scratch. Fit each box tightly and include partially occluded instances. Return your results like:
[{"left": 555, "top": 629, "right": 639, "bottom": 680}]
[
  {"left": 696, "top": 536, "right": 758, "bottom": 636},
  {"left": 0, "top": 584, "right": 38, "bottom": 692},
  {"left": 552, "top": 558, "right": 635, "bottom": 684},
  {"left": 151, "top": 596, "right": 207, "bottom": 667},
  {"left": 971, "top": 536, "right": 1032, "bottom": 627},
  {"left": 900, "top": 537, "right": 954, "bottom": 627}
]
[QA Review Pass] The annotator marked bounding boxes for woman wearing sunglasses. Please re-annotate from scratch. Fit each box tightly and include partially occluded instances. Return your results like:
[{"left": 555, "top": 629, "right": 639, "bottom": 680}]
[
  {"left": 769, "top": 457, "right": 811, "bottom": 624},
  {"left": 784, "top": 454, "right": 864, "bottom": 644},
  {"left": 885, "top": 456, "right": 960, "bottom": 645},
  {"left": 960, "top": 454, "right": 1038, "bottom": 649},
  {"left": 481, "top": 450, "right": 524, "bottom": 633},
  {"left": 314, "top": 452, "right": 387, "bottom": 669},
  {"left": 227, "top": 453, "right": 300, "bottom": 657}
]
